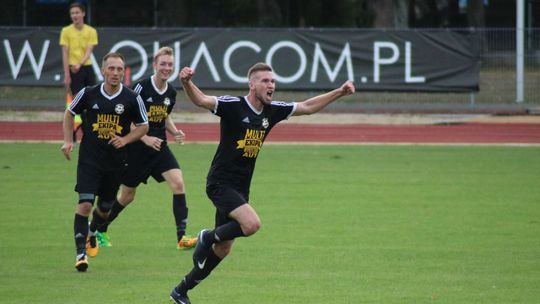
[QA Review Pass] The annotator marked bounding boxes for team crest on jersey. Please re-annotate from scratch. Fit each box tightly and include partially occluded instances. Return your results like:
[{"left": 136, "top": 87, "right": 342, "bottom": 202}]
[
  {"left": 115, "top": 104, "right": 125, "bottom": 114},
  {"left": 163, "top": 97, "right": 171, "bottom": 106},
  {"left": 262, "top": 118, "right": 269, "bottom": 129}
]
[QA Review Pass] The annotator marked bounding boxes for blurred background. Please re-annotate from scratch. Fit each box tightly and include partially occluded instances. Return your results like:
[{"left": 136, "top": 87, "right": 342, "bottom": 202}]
[
  {"left": 0, "top": 0, "right": 534, "bottom": 28},
  {"left": 0, "top": 0, "right": 539, "bottom": 113}
]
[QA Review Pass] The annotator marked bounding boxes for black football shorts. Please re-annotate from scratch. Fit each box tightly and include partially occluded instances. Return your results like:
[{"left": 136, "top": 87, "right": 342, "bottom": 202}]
[
  {"left": 122, "top": 144, "right": 180, "bottom": 187},
  {"left": 206, "top": 183, "right": 249, "bottom": 227}
]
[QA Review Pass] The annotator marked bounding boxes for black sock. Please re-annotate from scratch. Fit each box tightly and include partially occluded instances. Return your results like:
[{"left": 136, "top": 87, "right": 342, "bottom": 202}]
[
  {"left": 204, "top": 220, "right": 245, "bottom": 244},
  {"left": 74, "top": 213, "right": 88, "bottom": 255},
  {"left": 177, "top": 250, "right": 222, "bottom": 294},
  {"left": 89, "top": 208, "right": 108, "bottom": 233},
  {"left": 173, "top": 194, "right": 188, "bottom": 241},
  {"left": 101, "top": 199, "right": 124, "bottom": 231}
]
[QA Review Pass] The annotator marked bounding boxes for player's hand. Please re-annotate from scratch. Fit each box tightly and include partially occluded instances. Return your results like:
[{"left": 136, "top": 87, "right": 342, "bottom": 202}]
[
  {"left": 108, "top": 132, "right": 128, "bottom": 149},
  {"left": 179, "top": 67, "right": 195, "bottom": 84},
  {"left": 70, "top": 64, "right": 81, "bottom": 73},
  {"left": 173, "top": 129, "right": 185, "bottom": 145},
  {"left": 340, "top": 81, "right": 355, "bottom": 96},
  {"left": 61, "top": 142, "right": 74, "bottom": 160},
  {"left": 142, "top": 136, "right": 163, "bottom": 151}
]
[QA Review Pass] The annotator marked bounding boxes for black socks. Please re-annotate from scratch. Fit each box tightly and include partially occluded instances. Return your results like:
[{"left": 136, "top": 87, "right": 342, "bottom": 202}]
[
  {"left": 206, "top": 220, "right": 245, "bottom": 244},
  {"left": 89, "top": 207, "right": 108, "bottom": 233},
  {"left": 74, "top": 213, "right": 88, "bottom": 254},
  {"left": 177, "top": 250, "right": 222, "bottom": 294},
  {"left": 173, "top": 194, "right": 188, "bottom": 242}
]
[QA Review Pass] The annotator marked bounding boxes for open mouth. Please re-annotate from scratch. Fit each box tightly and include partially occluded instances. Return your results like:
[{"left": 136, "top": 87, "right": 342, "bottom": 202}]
[{"left": 266, "top": 90, "right": 273, "bottom": 98}]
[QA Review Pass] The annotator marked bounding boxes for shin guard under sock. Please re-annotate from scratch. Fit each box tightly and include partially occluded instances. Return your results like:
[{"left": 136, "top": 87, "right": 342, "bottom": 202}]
[
  {"left": 178, "top": 250, "right": 222, "bottom": 293},
  {"left": 173, "top": 194, "right": 188, "bottom": 241},
  {"left": 205, "top": 220, "right": 245, "bottom": 244},
  {"left": 74, "top": 213, "right": 88, "bottom": 254}
]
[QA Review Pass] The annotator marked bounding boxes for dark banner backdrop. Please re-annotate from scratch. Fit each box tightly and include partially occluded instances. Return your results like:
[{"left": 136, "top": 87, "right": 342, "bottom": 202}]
[{"left": 0, "top": 27, "right": 480, "bottom": 92}]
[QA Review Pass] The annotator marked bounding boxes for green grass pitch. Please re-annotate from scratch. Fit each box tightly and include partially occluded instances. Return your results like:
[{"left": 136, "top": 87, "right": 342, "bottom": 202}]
[{"left": 0, "top": 143, "right": 539, "bottom": 303}]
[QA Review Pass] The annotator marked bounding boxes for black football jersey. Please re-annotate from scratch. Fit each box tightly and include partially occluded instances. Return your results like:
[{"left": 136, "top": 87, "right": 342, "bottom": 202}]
[
  {"left": 207, "top": 96, "right": 296, "bottom": 189},
  {"left": 69, "top": 83, "right": 148, "bottom": 167},
  {"left": 133, "top": 77, "right": 177, "bottom": 141}
]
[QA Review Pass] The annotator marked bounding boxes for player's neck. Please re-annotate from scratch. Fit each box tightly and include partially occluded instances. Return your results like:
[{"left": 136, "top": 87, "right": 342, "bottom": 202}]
[
  {"left": 103, "top": 83, "right": 121, "bottom": 96},
  {"left": 246, "top": 94, "right": 263, "bottom": 112},
  {"left": 152, "top": 75, "right": 167, "bottom": 91}
]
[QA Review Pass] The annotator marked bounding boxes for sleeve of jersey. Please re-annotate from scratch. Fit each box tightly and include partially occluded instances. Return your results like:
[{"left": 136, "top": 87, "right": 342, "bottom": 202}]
[
  {"left": 213, "top": 95, "right": 239, "bottom": 118},
  {"left": 59, "top": 28, "right": 67, "bottom": 45},
  {"left": 69, "top": 88, "right": 87, "bottom": 115},
  {"left": 169, "top": 90, "right": 177, "bottom": 113},
  {"left": 133, "top": 95, "right": 149, "bottom": 125},
  {"left": 271, "top": 101, "right": 297, "bottom": 122},
  {"left": 90, "top": 28, "right": 98, "bottom": 45},
  {"left": 132, "top": 82, "right": 143, "bottom": 95}
]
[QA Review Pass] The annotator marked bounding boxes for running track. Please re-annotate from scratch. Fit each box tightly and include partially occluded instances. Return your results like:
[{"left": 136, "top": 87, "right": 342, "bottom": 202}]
[{"left": 1, "top": 121, "right": 540, "bottom": 145}]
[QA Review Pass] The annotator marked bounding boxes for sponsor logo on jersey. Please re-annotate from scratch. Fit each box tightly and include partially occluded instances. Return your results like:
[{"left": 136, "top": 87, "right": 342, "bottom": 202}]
[
  {"left": 148, "top": 104, "right": 168, "bottom": 123},
  {"left": 236, "top": 128, "right": 265, "bottom": 158},
  {"left": 92, "top": 114, "right": 123, "bottom": 139}
]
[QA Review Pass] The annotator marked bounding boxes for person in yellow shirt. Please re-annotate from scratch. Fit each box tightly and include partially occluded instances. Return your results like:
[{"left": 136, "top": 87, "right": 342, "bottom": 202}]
[{"left": 59, "top": 2, "right": 98, "bottom": 138}]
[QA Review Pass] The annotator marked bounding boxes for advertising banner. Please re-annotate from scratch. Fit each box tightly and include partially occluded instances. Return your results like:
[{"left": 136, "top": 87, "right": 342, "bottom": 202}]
[{"left": 0, "top": 27, "right": 479, "bottom": 92}]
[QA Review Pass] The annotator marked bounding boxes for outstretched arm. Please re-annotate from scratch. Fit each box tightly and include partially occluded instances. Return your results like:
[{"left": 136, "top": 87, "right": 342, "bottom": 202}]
[
  {"left": 293, "top": 81, "right": 355, "bottom": 116},
  {"left": 179, "top": 67, "right": 216, "bottom": 111}
]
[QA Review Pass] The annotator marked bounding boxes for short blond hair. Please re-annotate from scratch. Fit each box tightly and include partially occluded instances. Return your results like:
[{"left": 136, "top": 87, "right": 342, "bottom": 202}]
[
  {"left": 154, "top": 46, "right": 174, "bottom": 63},
  {"left": 247, "top": 62, "right": 272, "bottom": 80}
]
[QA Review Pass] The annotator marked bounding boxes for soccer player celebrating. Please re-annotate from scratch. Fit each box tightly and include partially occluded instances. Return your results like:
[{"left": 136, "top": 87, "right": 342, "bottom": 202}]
[
  {"left": 61, "top": 52, "right": 149, "bottom": 272},
  {"left": 169, "top": 63, "right": 355, "bottom": 303},
  {"left": 94, "top": 47, "right": 197, "bottom": 250}
]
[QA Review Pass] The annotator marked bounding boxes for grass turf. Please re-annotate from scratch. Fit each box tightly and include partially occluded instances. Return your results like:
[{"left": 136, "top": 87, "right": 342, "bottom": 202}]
[{"left": 0, "top": 143, "right": 539, "bottom": 303}]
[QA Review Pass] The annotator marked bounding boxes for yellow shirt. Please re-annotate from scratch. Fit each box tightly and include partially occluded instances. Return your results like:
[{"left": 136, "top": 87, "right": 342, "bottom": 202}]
[{"left": 59, "top": 24, "right": 98, "bottom": 66}]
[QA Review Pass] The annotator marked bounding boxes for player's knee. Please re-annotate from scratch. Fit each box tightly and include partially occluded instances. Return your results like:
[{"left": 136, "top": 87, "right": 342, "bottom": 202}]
[
  {"left": 119, "top": 188, "right": 136, "bottom": 205},
  {"left": 76, "top": 202, "right": 93, "bottom": 216},
  {"left": 242, "top": 218, "right": 261, "bottom": 236},
  {"left": 169, "top": 179, "right": 185, "bottom": 194},
  {"left": 120, "top": 194, "right": 135, "bottom": 205},
  {"left": 96, "top": 198, "right": 114, "bottom": 213}
]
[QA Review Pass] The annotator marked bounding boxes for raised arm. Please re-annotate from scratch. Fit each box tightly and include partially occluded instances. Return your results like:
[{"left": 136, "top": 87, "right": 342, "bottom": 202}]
[
  {"left": 293, "top": 80, "right": 355, "bottom": 116},
  {"left": 179, "top": 67, "right": 216, "bottom": 111}
]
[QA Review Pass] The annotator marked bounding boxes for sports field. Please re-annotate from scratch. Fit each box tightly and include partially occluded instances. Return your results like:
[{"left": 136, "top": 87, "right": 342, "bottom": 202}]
[{"left": 0, "top": 143, "right": 539, "bottom": 303}]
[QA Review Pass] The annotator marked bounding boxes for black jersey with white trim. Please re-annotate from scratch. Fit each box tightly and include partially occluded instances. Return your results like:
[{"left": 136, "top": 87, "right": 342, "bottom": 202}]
[
  {"left": 69, "top": 83, "right": 148, "bottom": 167},
  {"left": 132, "top": 77, "right": 176, "bottom": 141},
  {"left": 207, "top": 96, "right": 296, "bottom": 189}
]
